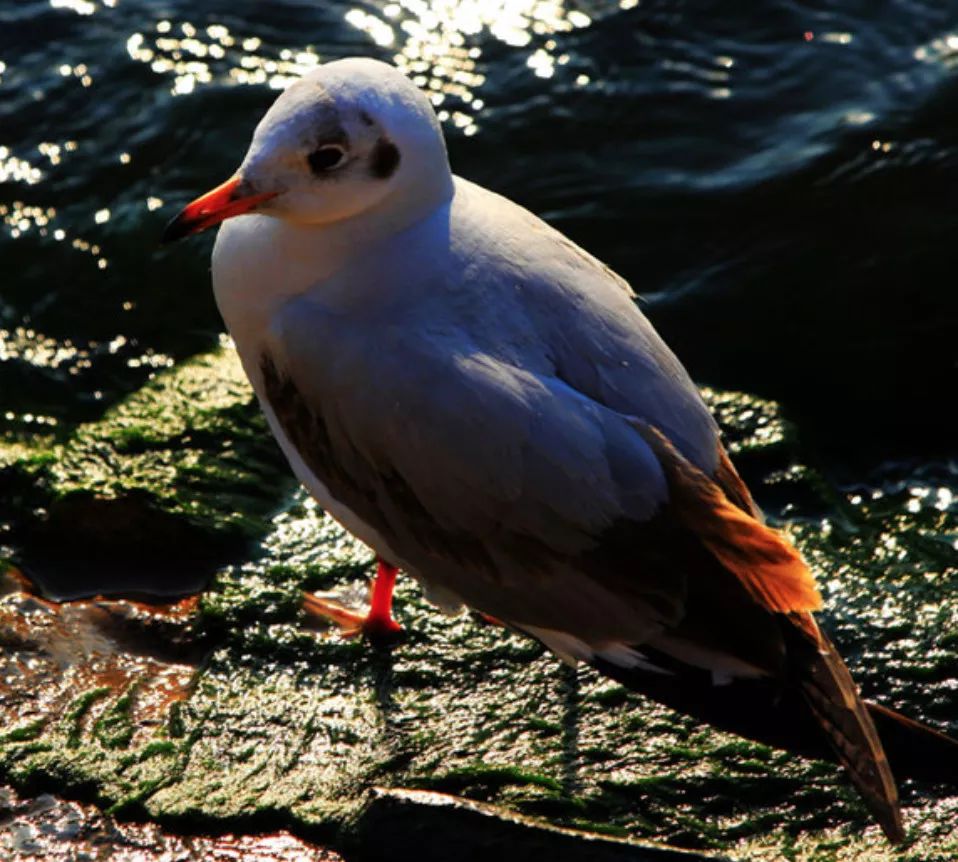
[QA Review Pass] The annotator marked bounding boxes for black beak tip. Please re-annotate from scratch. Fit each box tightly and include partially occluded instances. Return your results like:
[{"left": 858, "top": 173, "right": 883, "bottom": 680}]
[{"left": 160, "top": 211, "right": 191, "bottom": 245}]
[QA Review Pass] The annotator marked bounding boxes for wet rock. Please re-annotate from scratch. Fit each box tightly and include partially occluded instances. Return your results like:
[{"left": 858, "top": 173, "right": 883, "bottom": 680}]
[
  {"left": 0, "top": 345, "right": 291, "bottom": 598},
  {"left": 0, "top": 784, "right": 341, "bottom": 861},
  {"left": 0, "top": 350, "right": 955, "bottom": 862},
  {"left": 349, "top": 787, "right": 731, "bottom": 862}
]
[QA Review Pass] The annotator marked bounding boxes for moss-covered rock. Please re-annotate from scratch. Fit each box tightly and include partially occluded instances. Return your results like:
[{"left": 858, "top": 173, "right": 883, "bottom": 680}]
[
  {"left": 0, "top": 345, "right": 291, "bottom": 598},
  {"left": 0, "top": 356, "right": 954, "bottom": 861}
]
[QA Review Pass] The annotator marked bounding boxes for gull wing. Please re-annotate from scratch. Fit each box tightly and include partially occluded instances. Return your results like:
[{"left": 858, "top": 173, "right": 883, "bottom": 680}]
[
  {"left": 259, "top": 172, "right": 824, "bottom": 655},
  {"left": 263, "top": 310, "right": 679, "bottom": 646},
  {"left": 265, "top": 278, "right": 815, "bottom": 659}
]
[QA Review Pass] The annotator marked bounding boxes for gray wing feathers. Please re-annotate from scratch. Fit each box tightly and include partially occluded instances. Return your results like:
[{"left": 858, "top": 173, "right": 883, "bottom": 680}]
[
  {"left": 279, "top": 311, "right": 668, "bottom": 556},
  {"left": 549, "top": 302, "right": 718, "bottom": 474},
  {"left": 452, "top": 180, "right": 719, "bottom": 474},
  {"left": 263, "top": 180, "right": 721, "bottom": 643}
]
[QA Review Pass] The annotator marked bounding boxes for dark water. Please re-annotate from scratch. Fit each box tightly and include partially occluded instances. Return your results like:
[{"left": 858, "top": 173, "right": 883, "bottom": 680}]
[{"left": 2, "top": 0, "right": 958, "bottom": 485}]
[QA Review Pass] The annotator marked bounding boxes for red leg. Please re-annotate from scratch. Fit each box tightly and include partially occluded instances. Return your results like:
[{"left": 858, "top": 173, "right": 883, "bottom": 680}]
[
  {"left": 302, "top": 557, "right": 403, "bottom": 644},
  {"left": 363, "top": 559, "right": 402, "bottom": 640}
]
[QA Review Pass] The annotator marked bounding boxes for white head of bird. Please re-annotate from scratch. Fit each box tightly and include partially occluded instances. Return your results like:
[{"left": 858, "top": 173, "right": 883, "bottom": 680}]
[{"left": 162, "top": 58, "right": 453, "bottom": 241}]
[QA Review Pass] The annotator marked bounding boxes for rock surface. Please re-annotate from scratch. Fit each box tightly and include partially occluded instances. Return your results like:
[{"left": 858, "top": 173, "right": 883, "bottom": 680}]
[
  {"left": 0, "top": 345, "right": 292, "bottom": 598},
  {"left": 0, "top": 784, "right": 342, "bottom": 862},
  {"left": 0, "top": 347, "right": 955, "bottom": 861}
]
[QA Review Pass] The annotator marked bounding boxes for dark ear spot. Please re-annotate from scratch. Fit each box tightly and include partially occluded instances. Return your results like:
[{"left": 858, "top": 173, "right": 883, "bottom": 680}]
[
  {"left": 370, "top": 138, "right": 401, "bottom": 179},
  {"left": 359, "top": 110, "right": 374, "bottom": 127}
]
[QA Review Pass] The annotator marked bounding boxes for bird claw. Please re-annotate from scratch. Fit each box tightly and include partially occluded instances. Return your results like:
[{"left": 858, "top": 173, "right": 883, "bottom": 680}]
[
  {"left": 359, "top": 612, "right": 404, "bottom": 647},
  {"left": 302, "top": 592, "right": 403, "bottom": 647}
]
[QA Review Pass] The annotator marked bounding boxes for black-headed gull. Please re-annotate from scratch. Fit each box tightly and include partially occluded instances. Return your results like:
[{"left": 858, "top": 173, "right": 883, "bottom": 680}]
[{"left": 163, "top": 57, "right": 958, "bottom": 842}]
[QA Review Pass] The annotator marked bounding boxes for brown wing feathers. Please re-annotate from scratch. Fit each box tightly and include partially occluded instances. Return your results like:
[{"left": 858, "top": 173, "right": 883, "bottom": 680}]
[
  {"left": 632, "top": 422, "right": 822, "bottom": 616},
  {"left": 714, "top": 443, "right": 762, "bottom": 520},
  {"left": 794, "top": 623, "right": 904, "bottom": 842},
  {"left": 631, "top": 421, "right": 906, "bottom": 842}
]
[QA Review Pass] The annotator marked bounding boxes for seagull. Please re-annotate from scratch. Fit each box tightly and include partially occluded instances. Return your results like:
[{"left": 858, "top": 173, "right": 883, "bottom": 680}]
[{"left": 162, "top": 57, "right": 958, "bottom": 842}]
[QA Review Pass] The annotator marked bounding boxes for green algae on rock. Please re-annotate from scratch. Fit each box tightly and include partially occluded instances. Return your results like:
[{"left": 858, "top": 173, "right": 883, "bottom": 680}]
[
  {"left": 0, "top": 344, "right": 292, "bottom": 598},
  {"left": 0, "top": 376, "right": 955, "bottom": 862}
]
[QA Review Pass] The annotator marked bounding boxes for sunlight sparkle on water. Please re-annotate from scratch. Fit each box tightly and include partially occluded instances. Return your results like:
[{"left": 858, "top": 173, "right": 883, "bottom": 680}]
[
  {"left": 915, "top": 32, "right": 958, "bottom": 68},
  {"left": 0, "top": 194, "right": 110, "bottom": 271},
  {"left": 37, "top": 142, "right": 76, "bottom": 166},
  {"left": 0, "top": 327, "right": 84, "bottom": 372},
  {"left": 0, "top": 327, "right": 173, "bottom": 390},
  {"left": 344, "top": 0, "right": 595, "bottom": 130},
  {"left": 124, "top": 2, "right": 598, "bottom": 133},
  {"left": 0, "top": 202, "right": 56, "bottom": 239},
  {"left": 345, "top": 10, "right": 396, "bottom": 47},
  {"left": 50, "top": 0, "right": 96, "bottom": 15},
  {"left": 0, "top": 149, "right": 42, "bottom": 185},
  {"left": 906, "top": 485, "right": 956, "bottom": 513},
  {"left": 822, "top": 32, "right": 853, "bottom": 46},
  {"left": 127, "top": 24, "right": 322, "bottom": 94}
]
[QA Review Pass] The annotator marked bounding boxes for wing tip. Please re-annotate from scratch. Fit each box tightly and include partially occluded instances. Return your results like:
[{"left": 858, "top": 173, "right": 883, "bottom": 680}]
[{"left": 799, "top": 630, "right": 905, "bottom": 845}]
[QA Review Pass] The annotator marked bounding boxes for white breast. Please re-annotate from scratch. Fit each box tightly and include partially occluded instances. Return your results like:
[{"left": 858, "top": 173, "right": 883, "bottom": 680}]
[{"left": 211, "top": 211, "right": 408, "bottom": 565}]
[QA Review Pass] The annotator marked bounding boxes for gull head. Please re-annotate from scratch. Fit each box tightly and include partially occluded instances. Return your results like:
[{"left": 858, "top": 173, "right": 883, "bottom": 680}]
[{"left": 162, "top": 58, "right": 452, "bottom": 241}]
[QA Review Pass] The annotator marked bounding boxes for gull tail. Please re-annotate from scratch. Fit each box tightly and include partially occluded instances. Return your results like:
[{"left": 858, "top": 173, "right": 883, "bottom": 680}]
[
  {"left": 589, "top": 616, "right": 958, "bottom": 843},
  {"left": 866, "top": 701, "right": 958, "bottom": 781}
]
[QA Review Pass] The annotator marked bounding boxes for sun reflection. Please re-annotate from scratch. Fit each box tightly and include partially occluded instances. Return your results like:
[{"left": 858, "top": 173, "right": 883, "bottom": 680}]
[
  {"left": 0, "top": 326, "right": 84, "bottom": 372},
  {"left": 127, "top": 22, "right": 322, "bottom": 95},
  {"left": 50, "top": 0, "right": 96, "bottom": 16},
  {"left": 905, "top": 485, "right": 956, "bottom": 514},
  {"left": 915, "top": 33, "right": 958, "bottom": 68},
  {"left": 342, "top": 0, "right": 596, "bottom": 131},
  {"left": 0, "top": 147, "right": 43, "bottom": 185},
  {"left": 0, "top": 326, "right": 175, "bottom": 387},
  {"left": 59, "top": 62, "right": 93, "bottom": 87},
  {"left": 821, "top": 32, "right": 853, "bottom": 46},
  {"left": 0, "top": 198, "right": 111, "bottom": 271},
  {"left": 0, "top": 202, "right": 56, "bottom": 238},
  {"left": 2, "top": 137, "right": 114, "bottom": 266},
  {"left": 123, "top": 2, "right": 598, "bottom": 132},
  {"left": 345, "top": 10, "right": 396, "bottom": 47},
  {"left": 2, "top": 410, "right": 58, "bottom": 428},
  {"left": 37, "top": 141, "right": 77, "bottom": 166}
]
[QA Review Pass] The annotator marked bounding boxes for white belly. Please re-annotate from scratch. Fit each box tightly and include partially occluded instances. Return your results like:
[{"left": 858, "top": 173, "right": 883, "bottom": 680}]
[{"left": 211, "top": 215, "right": 465, "bottom": 612}]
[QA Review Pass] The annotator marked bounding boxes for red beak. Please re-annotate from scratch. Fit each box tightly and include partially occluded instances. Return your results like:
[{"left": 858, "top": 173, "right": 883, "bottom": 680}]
[{"left": 161, "top": 175, "right": 277, "bottom": 243}]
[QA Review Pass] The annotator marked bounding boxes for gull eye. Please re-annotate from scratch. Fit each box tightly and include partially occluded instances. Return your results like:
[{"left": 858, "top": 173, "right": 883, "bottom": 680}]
[{"left": 307, "top": 144, "right": 346, "bottom": 175}]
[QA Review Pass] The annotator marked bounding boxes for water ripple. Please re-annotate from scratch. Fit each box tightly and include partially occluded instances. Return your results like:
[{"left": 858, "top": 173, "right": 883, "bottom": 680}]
[{"left": 0, "top": 0, "right": 956, "bottom": 467}]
